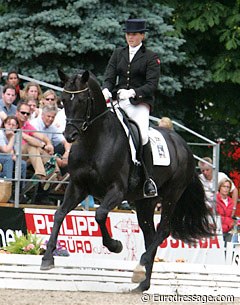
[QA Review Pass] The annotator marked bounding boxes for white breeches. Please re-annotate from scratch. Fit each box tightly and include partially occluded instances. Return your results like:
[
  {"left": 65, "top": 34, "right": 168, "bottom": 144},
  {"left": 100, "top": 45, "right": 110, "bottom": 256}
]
[{"left": 119, "top": 99, "right": 150, "bottom": 145}]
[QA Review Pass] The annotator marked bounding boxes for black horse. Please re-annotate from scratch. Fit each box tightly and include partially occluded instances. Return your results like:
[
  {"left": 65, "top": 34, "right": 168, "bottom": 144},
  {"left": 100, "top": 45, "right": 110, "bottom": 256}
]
[{"left": 41, "top": 70, "right": 215, "bottom": 292}]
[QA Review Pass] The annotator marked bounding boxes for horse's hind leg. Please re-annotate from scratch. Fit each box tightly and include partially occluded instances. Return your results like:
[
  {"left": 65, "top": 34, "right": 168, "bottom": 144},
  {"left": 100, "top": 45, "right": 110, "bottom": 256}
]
[
  {"left": 40, "top": 181, "right": 87, "bottom": 270},
  {"left": 132, "top": 210, "right": 170, "bottom": 292}
]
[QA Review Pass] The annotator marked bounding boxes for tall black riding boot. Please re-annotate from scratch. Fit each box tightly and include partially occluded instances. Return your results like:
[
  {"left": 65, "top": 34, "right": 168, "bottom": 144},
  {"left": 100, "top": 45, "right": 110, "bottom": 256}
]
[{"left": 142, "top": 140, "right": 158, "bottom": 197}]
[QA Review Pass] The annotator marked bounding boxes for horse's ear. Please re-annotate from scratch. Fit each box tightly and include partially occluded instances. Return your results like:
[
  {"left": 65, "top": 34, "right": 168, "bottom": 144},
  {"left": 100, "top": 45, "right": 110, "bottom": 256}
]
[
  {"left": 81, "top": 71, "right": 90, "bottom": 84},
  {"left": 58, "top": 69, "right": 69, "bottom": 84}
]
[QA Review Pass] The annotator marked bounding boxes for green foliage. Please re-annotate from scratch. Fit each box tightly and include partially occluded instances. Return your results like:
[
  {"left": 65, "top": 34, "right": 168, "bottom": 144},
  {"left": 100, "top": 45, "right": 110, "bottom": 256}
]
[
  {"left": 4, "top": 232, "right": 43, "bottom": 255},
  {"left": 0, "top": 1, "right": 188, "bottom": 96}
]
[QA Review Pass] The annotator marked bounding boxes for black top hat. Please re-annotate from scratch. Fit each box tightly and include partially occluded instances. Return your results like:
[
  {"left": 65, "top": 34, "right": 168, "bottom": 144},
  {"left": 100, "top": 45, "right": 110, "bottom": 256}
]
[{"left": 123, "top": 19, "right": 148, "bottom": 33}]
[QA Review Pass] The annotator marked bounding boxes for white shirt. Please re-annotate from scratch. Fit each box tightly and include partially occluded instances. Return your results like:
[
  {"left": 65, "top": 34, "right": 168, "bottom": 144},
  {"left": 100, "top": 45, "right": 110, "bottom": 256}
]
[{"left": 129, "top": 43, "right": 142, "bottom": 62}]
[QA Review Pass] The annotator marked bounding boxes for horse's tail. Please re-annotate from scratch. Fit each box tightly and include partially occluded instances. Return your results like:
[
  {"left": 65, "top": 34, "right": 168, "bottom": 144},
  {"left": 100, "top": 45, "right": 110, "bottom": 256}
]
[{"left": 170, "top": 172, "right": 216, "bottom": 243}]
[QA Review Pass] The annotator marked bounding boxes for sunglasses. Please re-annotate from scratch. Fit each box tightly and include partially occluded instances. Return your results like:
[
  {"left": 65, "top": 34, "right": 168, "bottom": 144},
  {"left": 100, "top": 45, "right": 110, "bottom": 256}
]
[
  {"left": 45, "top": 98, "right": 55, "bottom": 101},
  {"left": 20, "top": 111, "right": 30, "bottom": 116}
]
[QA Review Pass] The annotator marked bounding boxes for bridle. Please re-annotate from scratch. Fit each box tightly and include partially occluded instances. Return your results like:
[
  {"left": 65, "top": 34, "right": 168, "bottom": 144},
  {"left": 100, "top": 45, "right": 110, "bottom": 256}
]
[{"left": 63, "top": 86, "right": 110, "bottom": 133}]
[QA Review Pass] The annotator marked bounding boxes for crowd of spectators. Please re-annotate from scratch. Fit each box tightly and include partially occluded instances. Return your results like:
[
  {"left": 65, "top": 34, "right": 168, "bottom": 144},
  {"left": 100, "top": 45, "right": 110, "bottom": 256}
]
[{"left": 0, "top": 70, "right": 69, "bottom": 205}]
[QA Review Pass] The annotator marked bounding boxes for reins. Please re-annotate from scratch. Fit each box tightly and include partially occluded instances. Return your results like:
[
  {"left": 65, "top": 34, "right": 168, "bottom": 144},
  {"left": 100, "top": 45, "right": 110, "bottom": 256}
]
[{"left": 63, "top": 86, "right": 110, "bottom": 133}]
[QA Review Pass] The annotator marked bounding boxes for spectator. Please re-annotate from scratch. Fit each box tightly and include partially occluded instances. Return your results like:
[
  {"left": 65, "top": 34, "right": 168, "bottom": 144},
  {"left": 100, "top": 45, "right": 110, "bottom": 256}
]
[
  {"left": 31, "top": 105, "right": 71, "bottom": 175},
  {"left": 0, "top": 84, "right": 17, "bottom": 116},
  {"left": 198, "top": 157, "right": 238, "bottom": 209},
  {"left": 39, "top": 89, "right": 58, "bottom": 109},
  {"left": 0, "top": 116, "right": 27, "bottom": 186},
  {"left": 26, "top": 96, "right": 39, "bottom": 121},
  {"left": 158, "top": 117, "right": 174, "bottom": 130},
  {"left": 39, "top": 89, "right": 66, "bottom": 132},
  {"left": 6, "top": 70, "right": 22, "bottom": 104},
  {"left": 216, "top": 178, "right": 235, "bottom": 245},
  {"left": 15, "top": 101, "right": 57, "bottom": 183},
  {"left": 22, "top": 81, "right": 42, "bottom": 102}
]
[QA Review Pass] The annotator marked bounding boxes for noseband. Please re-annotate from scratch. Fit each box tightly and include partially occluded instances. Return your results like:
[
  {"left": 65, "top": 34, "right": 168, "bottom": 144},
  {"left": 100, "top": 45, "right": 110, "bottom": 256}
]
[{"left": 63, "top": 87, "right": 109, "bottom": 133}]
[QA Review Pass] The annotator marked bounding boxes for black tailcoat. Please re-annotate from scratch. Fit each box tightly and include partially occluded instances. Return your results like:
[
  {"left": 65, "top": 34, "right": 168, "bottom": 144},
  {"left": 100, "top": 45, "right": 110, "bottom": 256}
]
[{"left": 103, "top": 44, "right": 160, "bottom": 109}]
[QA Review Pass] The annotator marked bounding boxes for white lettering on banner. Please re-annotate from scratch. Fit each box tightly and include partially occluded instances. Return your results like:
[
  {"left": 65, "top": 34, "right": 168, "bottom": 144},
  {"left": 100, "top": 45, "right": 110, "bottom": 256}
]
[
  {"left": 0, "top": 229, "right": 23, "bottom": 247},
  {"left": 33, "top": 215, "right": 54, "bottom": 234},
  {"left": 32, "top": 214, "right": 107, "bottom": 236}
]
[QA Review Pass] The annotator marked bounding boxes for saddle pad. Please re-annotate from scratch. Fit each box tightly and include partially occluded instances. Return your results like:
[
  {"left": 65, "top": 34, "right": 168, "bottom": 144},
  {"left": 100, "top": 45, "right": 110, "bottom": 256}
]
[
  {"left": 113, "top": 106, "right": 170, "bottom": 166},
  {"left": 149, "top": 127, "right": 170, "bottom": 166}
]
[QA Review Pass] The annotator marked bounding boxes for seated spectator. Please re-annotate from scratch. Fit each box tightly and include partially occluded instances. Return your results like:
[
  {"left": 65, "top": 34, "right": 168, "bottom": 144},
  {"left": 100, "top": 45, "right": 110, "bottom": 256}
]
[
  {"left": 15, "top": 101, "right": 58, "bottom": 183},
  {"left": 0, "top": 84, "right": 17, "bottom": 116},
  {"left": 158, "top": 117, "right": 174, "bottom": 130},
  {"left": 26, "top": 96, "right": 40, "bottom": 121},
  {"left": 22, "top": 81, "right": 42, "bottom": 102},
  {"left": 198, "top": 157, "right": 238, "bottom": 209},
  {"left": 5, "top": 70, "right": 22, "bottom": 105},
  {"left": 31, "top": 105, "right": 71, "bottom": 175},
  {"left": 216, "top": 178, "right": 235, "bottom": 245},
  {"left": 0, "top": 116, "right": 27, "bottom": 187},
  {"left": 39, "top": 89, "right": 58, "bottom": 109},
  {"left": 39, "top": 89, "right": 66, "bottom": 133}
]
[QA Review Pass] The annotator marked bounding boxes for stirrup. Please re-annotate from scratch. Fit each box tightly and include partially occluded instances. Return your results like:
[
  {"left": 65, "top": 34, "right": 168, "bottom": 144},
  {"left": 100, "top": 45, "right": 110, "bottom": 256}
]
[{"left": 143, "top": 178, "right": 158, "bottom": 198}]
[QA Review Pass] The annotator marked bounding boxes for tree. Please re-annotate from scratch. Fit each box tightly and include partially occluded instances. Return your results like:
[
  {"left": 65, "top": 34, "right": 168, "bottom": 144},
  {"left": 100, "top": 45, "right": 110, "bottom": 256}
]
[
  {"left": 161, "top": 0, "right": 240, "bottom": 142},
  {"left": 0, "top": 1, "right": 212, "bottom": 108}
]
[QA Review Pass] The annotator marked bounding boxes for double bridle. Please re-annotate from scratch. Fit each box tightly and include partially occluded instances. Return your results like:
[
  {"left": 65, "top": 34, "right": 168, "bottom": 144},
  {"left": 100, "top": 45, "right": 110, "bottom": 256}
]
[{"left": 63, "top": 86, "right": 110, "bottom": 133}]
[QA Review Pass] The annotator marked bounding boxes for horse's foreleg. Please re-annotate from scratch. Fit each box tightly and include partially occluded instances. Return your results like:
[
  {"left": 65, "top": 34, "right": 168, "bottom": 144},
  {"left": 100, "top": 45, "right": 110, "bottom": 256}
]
[
  {"left": 40, "top": 182, "right": 87, "bottom": 270},
  {"left": 95, "top": 187, "right": 124, "bottom": 253},
  {"left": 40, "top": 208, "right": 68, "bottom": 270}
]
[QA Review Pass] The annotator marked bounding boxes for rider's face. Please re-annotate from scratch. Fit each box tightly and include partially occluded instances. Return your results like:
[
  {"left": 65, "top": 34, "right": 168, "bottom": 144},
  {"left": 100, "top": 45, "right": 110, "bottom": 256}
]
[{"left": 125, "top": 32, "right": 145, "bottom": 47}]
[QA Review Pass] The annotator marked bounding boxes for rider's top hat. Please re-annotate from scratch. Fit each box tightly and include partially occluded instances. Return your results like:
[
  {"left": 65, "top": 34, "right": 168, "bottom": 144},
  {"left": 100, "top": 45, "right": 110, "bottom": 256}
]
[{"left": 123, "top": 19, "right": 148, "bottom": 33}]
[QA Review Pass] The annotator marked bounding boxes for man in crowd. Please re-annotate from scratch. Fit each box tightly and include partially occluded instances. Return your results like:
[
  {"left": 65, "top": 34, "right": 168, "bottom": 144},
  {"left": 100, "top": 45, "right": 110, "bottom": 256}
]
[
  {"left": 198, "top": 157, "right": 238, "bottom": 210},
  {"left": 0, "top": 84, "right": 17, "bottom": 117},
  {"left": 15, "top": 101, "right": 57, "bottom": 184},
  {"left": 31, "top": 104, "right": 71, "bottom": 176}
]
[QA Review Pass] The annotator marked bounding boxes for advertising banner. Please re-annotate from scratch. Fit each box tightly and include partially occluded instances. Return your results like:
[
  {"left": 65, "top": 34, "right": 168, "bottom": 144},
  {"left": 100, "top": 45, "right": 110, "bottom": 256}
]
[
  {"left": 24, "top": 208, "right": 225, "bottom": 264},
  {"left": 0, "top": 207, "right": 27, "bottom": 247}
]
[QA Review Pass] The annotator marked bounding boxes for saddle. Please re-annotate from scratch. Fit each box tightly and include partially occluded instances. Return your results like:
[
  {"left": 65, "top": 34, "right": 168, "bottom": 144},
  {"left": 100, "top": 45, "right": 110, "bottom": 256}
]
[{"left": 117, "top": 107, "right": 142, "bottom": 161}]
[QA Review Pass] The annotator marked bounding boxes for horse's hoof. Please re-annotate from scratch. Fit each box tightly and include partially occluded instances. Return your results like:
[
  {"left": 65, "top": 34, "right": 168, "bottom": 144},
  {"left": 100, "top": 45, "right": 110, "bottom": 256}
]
[
  {"left": 40, "top": 259, "right": 55, "bottom": 270},
  {"left": 132, "top": 263, "right": 146, "bottom": 283},
  {"left": 114, "top": 240, "right": 123, "bottom": 253},
  {"left": 108, "top": 240, "right": 123, "bottom": 253}
]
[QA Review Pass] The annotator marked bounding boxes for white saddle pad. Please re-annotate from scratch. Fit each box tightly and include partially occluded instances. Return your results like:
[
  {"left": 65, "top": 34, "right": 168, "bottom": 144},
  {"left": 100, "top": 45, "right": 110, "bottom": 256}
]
[{"left": 149, "top": 127, "right": 170, "bottom": 166}]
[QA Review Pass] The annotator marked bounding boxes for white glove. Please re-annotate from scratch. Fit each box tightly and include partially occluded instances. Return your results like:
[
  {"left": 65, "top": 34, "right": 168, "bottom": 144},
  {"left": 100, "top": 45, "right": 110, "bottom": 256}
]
[
  {"left": 102, "top": 88, "right": 112, "bottom": 101},
  {"left": 117, "top": 89, "right": 136, "bottom": 100}
]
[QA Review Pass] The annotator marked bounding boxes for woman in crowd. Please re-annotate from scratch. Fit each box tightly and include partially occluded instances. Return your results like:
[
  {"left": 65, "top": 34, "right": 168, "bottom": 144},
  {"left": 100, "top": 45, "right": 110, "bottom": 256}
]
[
  {"left": 22, "top": 81, "right": 42, "bottom": 102},
  {"left": 0, "top": 115, "right": 27, "bottom": 184},
  {"left": 216, "top": 178, "right": 235, "bottom": 245},
  {"left": 6, "top": 71, "right": 22, "bottom": 104},
  {"left": 26, "top": 96, "right": 39, "bottom": 121}
]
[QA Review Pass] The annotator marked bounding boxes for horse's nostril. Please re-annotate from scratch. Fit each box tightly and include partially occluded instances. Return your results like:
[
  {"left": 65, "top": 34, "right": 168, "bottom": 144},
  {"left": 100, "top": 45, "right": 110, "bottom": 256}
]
[{"left": 65, "top": 132, "right": 78, "bottom": 143}]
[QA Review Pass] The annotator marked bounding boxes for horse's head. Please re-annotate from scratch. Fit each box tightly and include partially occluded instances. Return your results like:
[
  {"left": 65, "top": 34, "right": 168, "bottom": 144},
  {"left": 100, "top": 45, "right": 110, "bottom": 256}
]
[{"left": 59, "top": 69, "right": 107, "bottom": 143}]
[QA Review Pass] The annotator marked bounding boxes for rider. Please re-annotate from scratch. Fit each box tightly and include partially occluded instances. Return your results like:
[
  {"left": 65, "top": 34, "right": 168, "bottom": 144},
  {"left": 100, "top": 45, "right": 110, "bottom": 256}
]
[{"left": 102, "top": 18, "right": 160, "bottom": 198}]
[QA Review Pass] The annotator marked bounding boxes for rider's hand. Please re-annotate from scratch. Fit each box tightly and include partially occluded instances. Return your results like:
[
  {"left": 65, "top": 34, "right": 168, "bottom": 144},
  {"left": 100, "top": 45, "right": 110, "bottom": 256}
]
[
  {"left": 102, "top": 88, "right": 112, "bottom": 101},
  {"left": 117, "top": 89, "right": 136, "bottom": 100}
]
